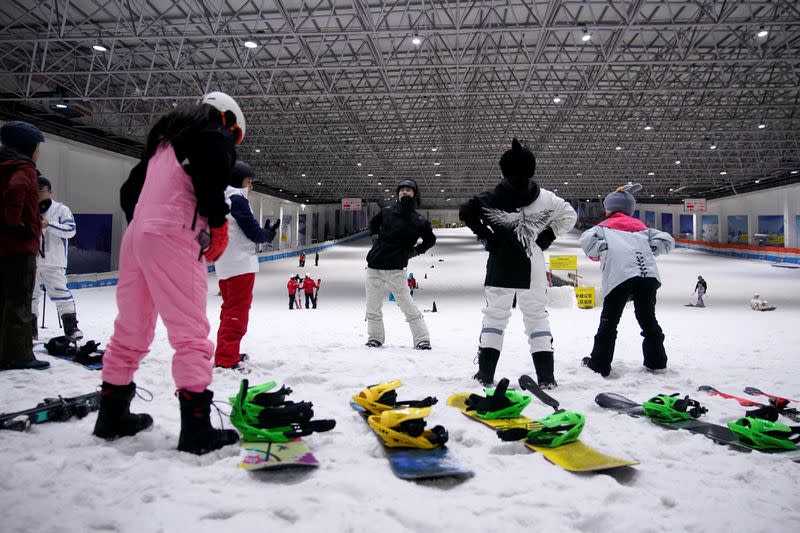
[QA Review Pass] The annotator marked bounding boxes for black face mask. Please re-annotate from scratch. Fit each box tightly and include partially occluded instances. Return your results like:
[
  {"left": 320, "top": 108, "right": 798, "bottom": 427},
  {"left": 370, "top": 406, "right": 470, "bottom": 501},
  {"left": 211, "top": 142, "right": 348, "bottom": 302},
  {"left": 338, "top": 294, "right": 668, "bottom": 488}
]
[
  {"left": 39, "top": 198, "right": 52, "bottom": 214},
  {"left": 506, "top": 175, "right": 530, "bottom": 190},
  {"left": 399, "top": 195, "right": 415, "bottom": 212}
]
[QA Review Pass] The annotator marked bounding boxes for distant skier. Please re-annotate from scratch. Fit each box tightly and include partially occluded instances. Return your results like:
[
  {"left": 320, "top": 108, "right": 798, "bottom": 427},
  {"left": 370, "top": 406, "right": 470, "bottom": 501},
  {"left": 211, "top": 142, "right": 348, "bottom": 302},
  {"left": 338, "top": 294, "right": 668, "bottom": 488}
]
[
  {"left": 287, "top": 275, "right": 299, "bottom": 309},
  {"left": 580, "top": 183, "right": 674, "bottom": 377},
  {"left": 302, "top": 273, "right": 319, "bottom": 309},
  {"left": 459, "top": 138, "right": 577, "bottom": 389},
  {"left": 314, "top": 251, "right": 319, "bottom": 266},
  {"left": 365, "top": 178, "right": 435, "bottom": 349},
  {"left": 750, "top": 293, "right": 775, "bottom": 311},
  {"left": 692, "top": 275, "right": 707, "bottom": 307},
  {"left": 407, "top": 272, "right": 418, "bottom": 297}
]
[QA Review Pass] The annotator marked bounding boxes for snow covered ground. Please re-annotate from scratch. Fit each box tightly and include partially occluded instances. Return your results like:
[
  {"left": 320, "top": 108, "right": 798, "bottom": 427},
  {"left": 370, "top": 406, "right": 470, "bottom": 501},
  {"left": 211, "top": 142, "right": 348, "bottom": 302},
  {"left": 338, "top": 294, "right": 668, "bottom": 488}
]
[{"left": 2, "top": 227, "right": 799, "bottom": 533}]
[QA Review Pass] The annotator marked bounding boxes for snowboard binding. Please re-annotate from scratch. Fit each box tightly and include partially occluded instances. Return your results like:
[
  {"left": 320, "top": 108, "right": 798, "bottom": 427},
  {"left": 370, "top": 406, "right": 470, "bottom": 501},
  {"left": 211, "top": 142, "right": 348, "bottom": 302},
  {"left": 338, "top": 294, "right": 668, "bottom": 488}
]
[
  {"left": 727, "top": 417, "right": 800, "bottom": 451},
  {"left": 367, "top": 407, "right": 448, "bottom": 449},
  {"left": 352, "top": 380, "right": 437, "bottom": 415},
  {"left": 45, "top": 336, "right": 104, "bottom": 366},
  {"left": 230, "top": 379, "right": 336, "bottom": 443},
  {"left": 497, "top": 410, "right": 585, "bottom": 448},
  {"left": 642, "top": 393, "right": 707, "bottom": 422},
  {"left": 465, "top": 378, "right": 531, "bottom": 420}
]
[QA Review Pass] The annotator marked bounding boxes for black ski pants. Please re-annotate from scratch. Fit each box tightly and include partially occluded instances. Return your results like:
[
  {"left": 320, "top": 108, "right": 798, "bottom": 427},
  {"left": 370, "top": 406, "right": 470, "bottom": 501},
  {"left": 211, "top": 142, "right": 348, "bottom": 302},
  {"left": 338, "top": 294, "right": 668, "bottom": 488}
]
[
  {"left": 0, "top": 254, "right": 37, "bottom": 365},
  {"left": 588, "top": 276, "right": 667, "bottom": 374}
]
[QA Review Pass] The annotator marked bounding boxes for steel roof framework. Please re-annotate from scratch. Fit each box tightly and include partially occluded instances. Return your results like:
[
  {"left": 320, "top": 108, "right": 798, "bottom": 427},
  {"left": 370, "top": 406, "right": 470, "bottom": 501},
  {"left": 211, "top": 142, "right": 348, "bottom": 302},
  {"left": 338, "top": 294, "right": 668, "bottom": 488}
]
[{"left": 0, "top": 0, "right": 798, "bottom": 206}]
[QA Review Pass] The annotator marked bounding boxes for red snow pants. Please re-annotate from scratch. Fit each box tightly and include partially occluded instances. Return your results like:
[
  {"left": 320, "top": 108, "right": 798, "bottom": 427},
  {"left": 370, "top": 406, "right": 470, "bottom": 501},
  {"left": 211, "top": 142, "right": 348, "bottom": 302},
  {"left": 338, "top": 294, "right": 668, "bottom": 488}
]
[{"left": 214, "top": 273, "right": 255, "bottom": 367}]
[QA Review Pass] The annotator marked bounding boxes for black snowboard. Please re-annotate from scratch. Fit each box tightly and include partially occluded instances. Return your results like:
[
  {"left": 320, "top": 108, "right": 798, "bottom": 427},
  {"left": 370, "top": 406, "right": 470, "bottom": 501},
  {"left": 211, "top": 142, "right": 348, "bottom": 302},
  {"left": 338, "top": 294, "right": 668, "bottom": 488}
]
[{"left": 594, "top": 393, "right": 753, "bottom": 452}]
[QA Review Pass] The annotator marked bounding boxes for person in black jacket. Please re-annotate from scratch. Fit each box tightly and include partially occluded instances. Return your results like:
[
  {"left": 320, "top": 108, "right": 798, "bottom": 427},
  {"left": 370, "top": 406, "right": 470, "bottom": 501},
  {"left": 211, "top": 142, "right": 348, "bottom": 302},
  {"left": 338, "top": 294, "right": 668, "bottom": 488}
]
[
  {"left": 365, "top": 178, "right": 436, "bottom": 349},
  {"left": 459, "top": 138, "right": 577, "bottom": 388}
]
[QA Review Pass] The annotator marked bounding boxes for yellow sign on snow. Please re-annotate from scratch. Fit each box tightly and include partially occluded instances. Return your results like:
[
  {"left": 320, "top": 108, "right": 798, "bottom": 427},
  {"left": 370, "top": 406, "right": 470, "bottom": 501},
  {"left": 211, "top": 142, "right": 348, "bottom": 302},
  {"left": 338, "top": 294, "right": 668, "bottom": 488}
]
[
  {"left": 550, "top": 255, "right": 578, "bottom": 270},
  {"left": 574, "top": 287, "right": 595, "bottom": 309}
]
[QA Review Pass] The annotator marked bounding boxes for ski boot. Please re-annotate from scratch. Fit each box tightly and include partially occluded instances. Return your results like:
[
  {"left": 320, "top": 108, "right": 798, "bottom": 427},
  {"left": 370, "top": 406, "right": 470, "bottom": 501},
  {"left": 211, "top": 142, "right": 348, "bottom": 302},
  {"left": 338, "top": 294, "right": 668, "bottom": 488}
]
[
  {"left": 61, "top": 313, "right": 83, "bottom": 341},
  {"left": 415, "top": 340, "right": 432, "bottom": 350},
  {"left": 532, "top": 351, "right": 557, "bottom": 389},
  {"left": 365, "top": 339, "right": 382, "bottom": 348},
  {"left": 93, "top": 382, "right": 153, "bottom": 439},
  {"left": 177, "top": 389, "right": 239, "bottom": 454},
  {"left": 472, "top": 347, "right": 500, "bottom": 386}
]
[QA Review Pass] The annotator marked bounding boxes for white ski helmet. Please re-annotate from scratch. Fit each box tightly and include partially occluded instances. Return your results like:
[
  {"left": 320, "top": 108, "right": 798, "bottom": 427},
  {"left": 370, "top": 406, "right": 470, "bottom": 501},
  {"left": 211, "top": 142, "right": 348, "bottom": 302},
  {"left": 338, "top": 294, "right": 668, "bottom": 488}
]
[{"left": 201, "top": 91, "right": 246, "bottom": 145}]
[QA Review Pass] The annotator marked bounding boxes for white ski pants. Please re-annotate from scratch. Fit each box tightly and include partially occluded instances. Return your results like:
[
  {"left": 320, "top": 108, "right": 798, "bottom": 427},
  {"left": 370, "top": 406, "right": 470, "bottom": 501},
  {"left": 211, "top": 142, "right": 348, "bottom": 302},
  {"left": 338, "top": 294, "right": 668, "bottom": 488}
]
[
  {"left": 365, "top": 268, "right": 429, "bottom": 346},
  {"left": 479, "top": 264, "right": 552, "bottom": 353},
  {"left": 32, "top": 267, "right": 76, "bottom": 317}
]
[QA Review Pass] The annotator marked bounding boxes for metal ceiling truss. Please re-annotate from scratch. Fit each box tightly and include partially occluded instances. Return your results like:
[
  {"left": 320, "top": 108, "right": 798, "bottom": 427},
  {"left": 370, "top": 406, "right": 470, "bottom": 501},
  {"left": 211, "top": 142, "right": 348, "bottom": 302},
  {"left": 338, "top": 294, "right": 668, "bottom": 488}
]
[{"left": 0, "top": 0, "right": 798, "bottom": 207}]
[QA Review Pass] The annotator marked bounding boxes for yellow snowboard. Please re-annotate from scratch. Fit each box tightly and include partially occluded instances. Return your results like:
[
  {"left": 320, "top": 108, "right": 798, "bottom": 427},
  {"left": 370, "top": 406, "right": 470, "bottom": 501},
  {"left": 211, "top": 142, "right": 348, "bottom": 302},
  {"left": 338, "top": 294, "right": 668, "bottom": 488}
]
[{"left": 447, "top": 392, "right": 638, "bottom": 472}]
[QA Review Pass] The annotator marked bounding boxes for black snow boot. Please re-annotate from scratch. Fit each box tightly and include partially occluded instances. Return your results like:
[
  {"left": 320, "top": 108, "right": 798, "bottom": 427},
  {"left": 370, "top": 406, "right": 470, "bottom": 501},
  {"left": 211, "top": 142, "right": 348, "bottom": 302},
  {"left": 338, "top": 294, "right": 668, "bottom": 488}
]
[
  {"left": 473, "top": 347, "right": 500, "bottom": 386},
  {"left": 93, "top": 382, "right": 153, "bottom": 440},
  {"left": 532, "top": 351, "right": 557, "bottom": 389},
  {"left": 177, "top": 389, "right": 239, "bottom": 455},
  {"left": 61, "top": 313, "right": 83, "bottom": 341}
]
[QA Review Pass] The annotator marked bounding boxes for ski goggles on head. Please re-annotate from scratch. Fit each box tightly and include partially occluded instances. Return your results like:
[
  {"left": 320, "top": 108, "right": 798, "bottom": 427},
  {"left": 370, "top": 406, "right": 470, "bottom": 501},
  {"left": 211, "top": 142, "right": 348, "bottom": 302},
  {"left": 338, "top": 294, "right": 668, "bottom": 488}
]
[{"left": 220, "top": 110, "right": 243, "bottom": 145}]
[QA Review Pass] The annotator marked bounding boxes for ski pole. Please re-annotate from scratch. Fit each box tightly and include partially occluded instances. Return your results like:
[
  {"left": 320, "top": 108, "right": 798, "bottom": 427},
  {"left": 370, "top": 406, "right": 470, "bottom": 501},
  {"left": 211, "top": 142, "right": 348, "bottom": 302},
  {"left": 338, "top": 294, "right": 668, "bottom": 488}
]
[{"left": 41, "top": 285, "right": 47, "bottom": 329}]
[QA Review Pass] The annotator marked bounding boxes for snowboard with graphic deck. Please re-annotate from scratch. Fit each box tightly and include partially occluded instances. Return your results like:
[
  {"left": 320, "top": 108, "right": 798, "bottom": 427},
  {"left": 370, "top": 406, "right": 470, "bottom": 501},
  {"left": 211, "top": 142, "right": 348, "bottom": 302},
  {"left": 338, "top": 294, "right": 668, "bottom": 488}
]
[
  {"left": 238, "top": 439, "right": 320, "bottom": 471},
  {"left": 350, "top": 401, "right": 473, "bottom": 481},
  {"left": 595, "top": 392, "right": 800, "bottom": 462},
  {"left": 448, "top": 382, "right": 638, "bottom": 473},
  {"left": 698, "top": 386, "right": 800, "bottom": 423}
]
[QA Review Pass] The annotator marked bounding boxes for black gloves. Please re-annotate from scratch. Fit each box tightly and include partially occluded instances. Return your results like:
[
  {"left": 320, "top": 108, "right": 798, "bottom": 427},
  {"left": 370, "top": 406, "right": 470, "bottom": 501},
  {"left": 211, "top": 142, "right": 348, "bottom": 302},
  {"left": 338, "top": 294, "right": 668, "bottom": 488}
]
[
  {"left": 535, "top": 227, "right": 556, "bottom": 251},
  {"left": 264, "top": 219, "right": 281, "bottom": 243}
]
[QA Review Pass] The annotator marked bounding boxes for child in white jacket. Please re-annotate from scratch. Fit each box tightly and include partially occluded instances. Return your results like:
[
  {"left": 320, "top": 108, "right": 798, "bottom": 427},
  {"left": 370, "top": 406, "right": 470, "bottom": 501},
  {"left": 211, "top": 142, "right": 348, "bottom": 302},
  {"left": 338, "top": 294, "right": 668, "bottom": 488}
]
[{"left": 579, "top": 184, "right": 674, "bottom": 377}]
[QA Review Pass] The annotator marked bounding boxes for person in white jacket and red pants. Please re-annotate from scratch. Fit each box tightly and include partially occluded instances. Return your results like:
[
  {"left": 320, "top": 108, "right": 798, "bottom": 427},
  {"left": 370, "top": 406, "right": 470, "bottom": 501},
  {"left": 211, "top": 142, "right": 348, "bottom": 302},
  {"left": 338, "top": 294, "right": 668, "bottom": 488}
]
[
  {"left": 213, "top": 161, "right": 279, "bottom": 371},
  {"left": 32, "top": 175, "right": 82, "bottom": 340},
  {"left": 579, "top": 183, "right": 674, "bottom": 377}
]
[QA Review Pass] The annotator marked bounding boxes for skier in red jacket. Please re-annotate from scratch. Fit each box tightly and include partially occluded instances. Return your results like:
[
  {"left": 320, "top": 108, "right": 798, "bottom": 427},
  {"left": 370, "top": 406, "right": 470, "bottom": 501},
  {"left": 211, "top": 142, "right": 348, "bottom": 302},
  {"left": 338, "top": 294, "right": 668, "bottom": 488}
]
[
  {"left": 287, "top": 276, "right": 300, "bottom": 309},
  {"left": 302, "top": 274, "right": 320, "bottom": 309}
]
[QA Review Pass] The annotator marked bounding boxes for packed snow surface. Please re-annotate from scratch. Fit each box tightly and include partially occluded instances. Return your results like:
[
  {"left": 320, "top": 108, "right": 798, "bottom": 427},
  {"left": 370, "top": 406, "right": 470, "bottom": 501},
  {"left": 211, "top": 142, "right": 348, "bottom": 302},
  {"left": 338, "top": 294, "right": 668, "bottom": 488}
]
[{"left": 2, "top": 228, "right": 799, "bottom": 533}]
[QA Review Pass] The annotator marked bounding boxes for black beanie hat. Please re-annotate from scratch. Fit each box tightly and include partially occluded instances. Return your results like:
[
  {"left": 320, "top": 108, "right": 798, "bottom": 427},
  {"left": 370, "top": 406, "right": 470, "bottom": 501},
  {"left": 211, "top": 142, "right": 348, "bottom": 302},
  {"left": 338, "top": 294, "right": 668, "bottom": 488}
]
[
  {"left": 229, "top": 160, "right": 254, "bottom": 188},
  {"left": 37, "top": 175, "right": 52, "bottom": 190},
  {"left": 0, "top": 121, "right": 45, "bottom": 159},
  {"left": 498, "top": 138, "right": 536, "bottom": 182},
  {"left": 396, "top": 178, "right": 421, "bottom": 207}
]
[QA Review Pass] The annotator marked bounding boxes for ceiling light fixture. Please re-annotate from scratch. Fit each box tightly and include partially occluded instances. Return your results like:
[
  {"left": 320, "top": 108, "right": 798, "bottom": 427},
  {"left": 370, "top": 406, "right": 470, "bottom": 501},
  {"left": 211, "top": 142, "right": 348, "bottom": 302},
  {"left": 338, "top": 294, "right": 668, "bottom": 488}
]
[
  {"left": 55, "top": 103, "right": 68, "bottom": 109},
  {"left": 255, "top": 149, "right": 261, "bottom": 153},
  {"left": 367, "top": 173, "right": 373, "bottom": 177},
  {"left": 675, "top": 160, "right": 681, "bottom": 164},
  {"left": 564, "top": 181, "right": 569, "bottom": 185},
  {"left": 754, "top": 180, "right": 761, "bottom": 184},
  {"left": 553, "top": 96, "right": 562, "bottom": 103},
  {"left": 757, "top": 28, "right": 769, "bottom": 39},
  {"left": 720, "top": 171, "right": 727, "bottom": 175},
  {"left": 433, "top": 162, "right": 440, "bottom": 166},
  {"left": 757, "top": 123, "right": 766, "bottom": 129},
  {"left": 357, "top": 162, "right": 362, "bottom": 166},
  {"left": 431, "top": 147, "right": 437, "bottom": 152},
  {"left": 244, "top": 40, "right": 258, "bottom": 49},
  {"left": 317, "top": 182, "right": 321, "bottom": 185},
  {"left": 615, "top": 146, "right": 622, "bottom": 151},
  {"left": 411, "top": 34, "right": 422, "bottom": 46},
  {"left": 440, "top": 189, "right": 445, "bottom": 192},
  {"left": 92, "top": 43, "right": 108, "bottom": 52},
  {"left": 644, "top": 124, "right": 652, "bottom": 131},
  {"left": 301, "top": 173, "right": 306, "bottom": 177},
  {"left": 791, "top": 170, "right": 798, "bottom": 175},
  {"left": 648, "top": 172, "right": 655, "bottom": 176},
  {"left": 710, "top": 144, "right": 717, "bottom": 150},
  {"left": 435, "top": 173, "right": 441, "bottom": 177},
  {"left": 581, "top": 29, "right": 592, "bottom": 42}
]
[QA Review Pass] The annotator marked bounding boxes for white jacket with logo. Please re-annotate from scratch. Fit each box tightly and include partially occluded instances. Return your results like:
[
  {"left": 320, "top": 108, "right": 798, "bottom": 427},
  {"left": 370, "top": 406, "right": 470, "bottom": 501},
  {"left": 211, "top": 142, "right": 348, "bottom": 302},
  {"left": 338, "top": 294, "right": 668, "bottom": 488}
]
[
  {"left": 214, "top": 186, "right": 274, "bottom": 280},
  {"left": 38, "top": 200, "right": 76, "bottom": 269}
]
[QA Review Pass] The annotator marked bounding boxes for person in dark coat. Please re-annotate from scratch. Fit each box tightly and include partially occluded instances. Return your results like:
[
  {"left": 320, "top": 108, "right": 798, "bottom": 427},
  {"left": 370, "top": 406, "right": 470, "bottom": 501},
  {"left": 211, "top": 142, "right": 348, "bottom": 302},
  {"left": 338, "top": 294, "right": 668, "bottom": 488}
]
[
  {"left": 0, "top": 121, "right": 50, "bottom": 371},
  {"left": 459, "top": 138, "right": 577, "bottom": 388},
  {"left": 365, "top": 178, "right": 436, "bottom": 349}
]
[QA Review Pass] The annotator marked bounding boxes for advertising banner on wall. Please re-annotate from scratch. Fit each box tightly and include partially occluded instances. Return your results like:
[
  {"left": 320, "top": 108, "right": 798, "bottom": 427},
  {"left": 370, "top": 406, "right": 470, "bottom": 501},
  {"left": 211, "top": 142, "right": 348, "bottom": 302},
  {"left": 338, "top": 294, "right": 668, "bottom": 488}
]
[
  {"left": 298, "top": 214, "right": 307, "bottom": 246},
  {"left": 281, "top": 214, "right": 293, "bottom": 245},
  {"left": 757, "top": 215, "right": 784, "bottom": 247},
  {"left": 679, "top": 214, "right": 694, "bottom": 236},
  {"left": 645, "top": 211, "right": 655, "bottom": 228},
  {"left": 661, "top": 213, "right": 673, "bottom": 234},
  {"left": 701, "top": 214, "right": 719, "bottom": 242},
  {"left": 312, "top": 212, "right": 320, "bottom": 242},
  {"left": 727, "top": 215, "right": 748, "bottom": 244},
  {"left": 67, "top": 214, "right": 113, "bottom": 274}
]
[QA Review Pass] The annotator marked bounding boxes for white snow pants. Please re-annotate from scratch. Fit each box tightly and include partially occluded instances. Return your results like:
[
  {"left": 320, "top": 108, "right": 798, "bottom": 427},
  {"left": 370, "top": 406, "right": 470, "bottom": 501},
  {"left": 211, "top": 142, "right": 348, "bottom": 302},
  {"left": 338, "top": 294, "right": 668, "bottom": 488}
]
[
  {"left": 479, "top": 254, "right": 552, "bottom": 353},
  {"left": 365, "top": 267, "right": 429, "bottom": 346},
  {"left": 32, "top": 267, "right": 76, "bottom": 317}
]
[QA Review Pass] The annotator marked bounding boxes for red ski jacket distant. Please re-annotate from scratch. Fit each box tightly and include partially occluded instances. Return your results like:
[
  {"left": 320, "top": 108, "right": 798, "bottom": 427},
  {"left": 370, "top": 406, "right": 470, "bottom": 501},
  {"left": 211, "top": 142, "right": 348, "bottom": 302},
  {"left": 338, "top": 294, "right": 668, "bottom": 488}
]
[
  {"left": 407, "top": 278, "right": 418, "bottom": 290},
  {"left": 287, "top": 279, "right": 299, "bottom": 295},
  {"left": 302, "top": 277, "right": 319, "bottom": 294}
]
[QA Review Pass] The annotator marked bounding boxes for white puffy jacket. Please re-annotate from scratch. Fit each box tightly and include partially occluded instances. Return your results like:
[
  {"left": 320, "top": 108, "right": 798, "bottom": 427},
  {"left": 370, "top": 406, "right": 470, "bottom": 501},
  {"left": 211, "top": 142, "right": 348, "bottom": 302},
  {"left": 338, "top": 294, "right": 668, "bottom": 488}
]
[{"left": 214, "top": 186, "right": 273, "bottom": 280}]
